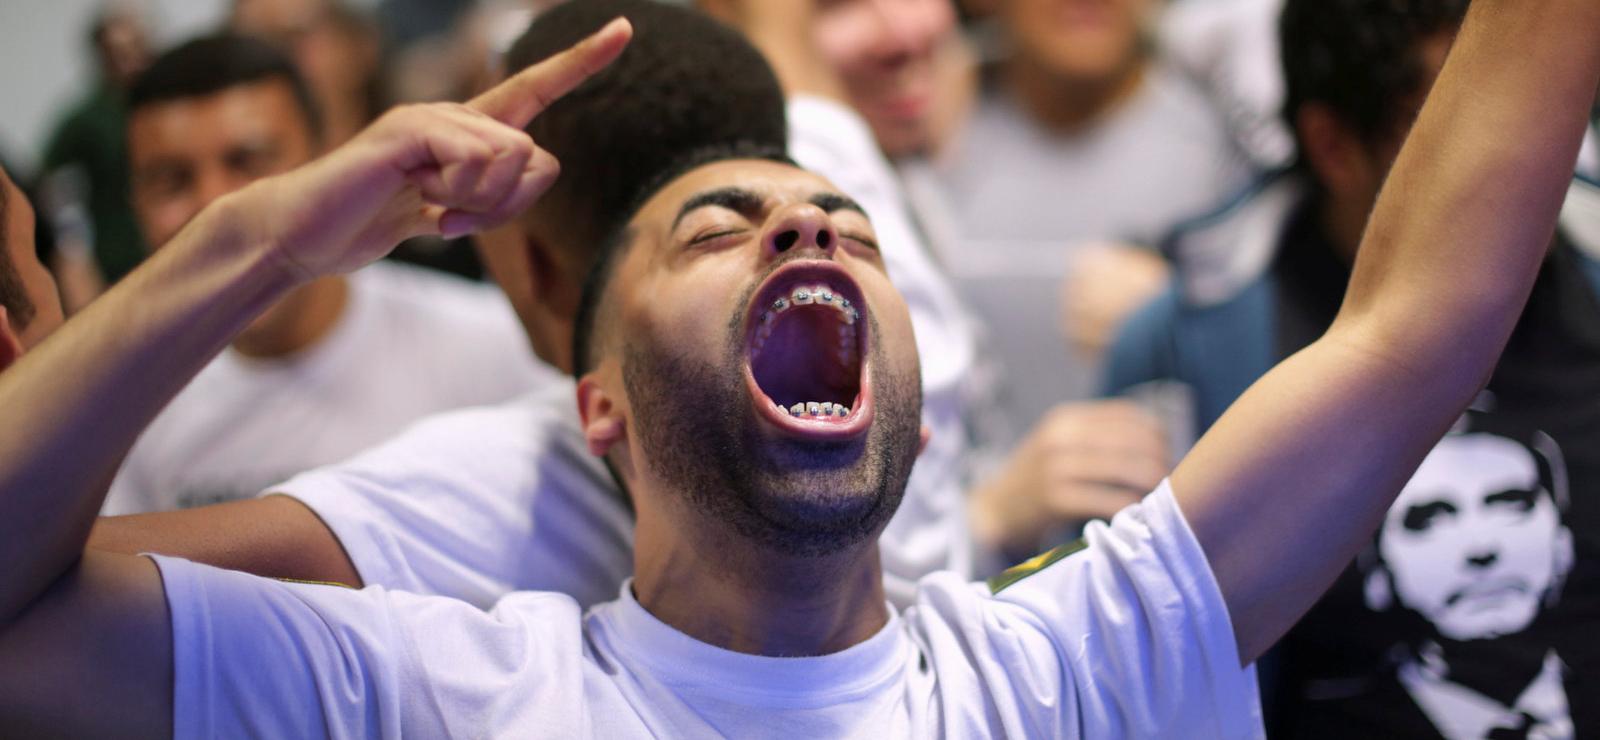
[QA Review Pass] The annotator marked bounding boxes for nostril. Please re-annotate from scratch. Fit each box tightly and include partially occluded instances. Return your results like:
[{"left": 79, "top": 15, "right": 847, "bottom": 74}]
[
  {"left": 774, "top": 230, "right": 800, "bottom": 252},
  {"left": 817, "top": 231, "right": 832, "bottom": 249}
]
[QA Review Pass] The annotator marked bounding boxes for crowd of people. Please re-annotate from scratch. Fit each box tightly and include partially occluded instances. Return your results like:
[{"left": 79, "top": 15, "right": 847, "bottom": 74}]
[{"left": 0, "top": 0, "right": 1597, "bottom": 737}]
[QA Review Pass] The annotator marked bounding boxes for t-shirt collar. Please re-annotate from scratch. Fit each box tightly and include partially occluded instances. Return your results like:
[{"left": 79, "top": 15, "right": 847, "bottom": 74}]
[{"left": 600, "top": 578, "right": 907, "bottom": 707}]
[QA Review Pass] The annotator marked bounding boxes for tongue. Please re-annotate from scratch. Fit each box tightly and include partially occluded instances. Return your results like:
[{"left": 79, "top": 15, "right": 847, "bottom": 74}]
[{"left": 751, "top": 305, "right": 857, "bottom": 408}]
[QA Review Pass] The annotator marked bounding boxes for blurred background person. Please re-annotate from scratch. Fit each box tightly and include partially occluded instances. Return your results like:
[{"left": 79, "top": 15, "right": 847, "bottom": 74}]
[
  {"left": 37, "top": 1, "right": 152, "bottom": 311},
  {"left": 1103, "top": 0, "right": 1600, "bottom": 734},
  {"left": 230, "top": 0, "right": 380, "bottom": 148},
  {"left": 102, "top": 34, "right": 551, "bottom": 514},
  {"left": 905, "top": 0, "right": 1254, "bottom": 434}
]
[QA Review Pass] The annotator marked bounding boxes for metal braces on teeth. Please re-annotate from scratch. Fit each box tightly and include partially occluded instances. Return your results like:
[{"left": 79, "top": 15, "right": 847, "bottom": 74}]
[{"left": 784, "top": 401, "right": 851, "bottom": 418}]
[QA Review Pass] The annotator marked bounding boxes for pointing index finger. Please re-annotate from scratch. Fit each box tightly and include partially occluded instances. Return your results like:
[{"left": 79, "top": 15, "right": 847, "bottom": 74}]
[{"left": 469, "top": 17, "right": 634, "bottom": 128}]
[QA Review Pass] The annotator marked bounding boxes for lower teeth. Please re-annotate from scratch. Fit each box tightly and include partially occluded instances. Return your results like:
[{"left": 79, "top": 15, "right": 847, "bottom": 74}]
[{"left": 783, "top": 401, "right": 852, "bottom": 418}]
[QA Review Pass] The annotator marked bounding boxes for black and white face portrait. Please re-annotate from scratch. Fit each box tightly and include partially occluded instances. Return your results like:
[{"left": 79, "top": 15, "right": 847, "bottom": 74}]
[{"left": 1370, "top": 432, "right": 1575, "bottom": 641}]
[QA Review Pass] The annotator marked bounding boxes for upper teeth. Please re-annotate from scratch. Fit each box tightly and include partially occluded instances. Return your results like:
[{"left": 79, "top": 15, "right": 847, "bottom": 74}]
[
  {"left": 751, "top": 282, "right": 862, "bottom": 362},
  {"left": 769, "top": 283, "right": 858, "bottom": 324}
]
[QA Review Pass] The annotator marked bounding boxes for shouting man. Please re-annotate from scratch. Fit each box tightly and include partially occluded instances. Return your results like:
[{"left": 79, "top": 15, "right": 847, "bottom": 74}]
[{"left": 1, "top": 1, "right": 1598, "bottom": 736}]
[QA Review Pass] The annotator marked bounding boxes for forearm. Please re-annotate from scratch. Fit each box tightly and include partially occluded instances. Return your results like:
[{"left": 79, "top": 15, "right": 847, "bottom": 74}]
[
  {"left": 0, "top": 192, "right": 302, "bottom": 621},
  {"left": 88, "top": 496, "right": 362, "bottom": 587}
]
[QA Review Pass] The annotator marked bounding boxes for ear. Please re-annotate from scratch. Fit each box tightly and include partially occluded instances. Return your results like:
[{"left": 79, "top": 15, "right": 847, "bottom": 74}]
[
  {"left": 576, "top": 374, "right": 626, "bottom": 457},
  {"left": 917, "top": 424, "right": 932, "bottom": 457},
  {"left": 0, "top": 306, "right": 23, "bottom": 373},
  {"left": 1547, "top": 524, "right": 1577, "bottom": 607},
  {"left": 1295, "top": 102, "right": 1374, "bottom": 197},
  {"left": 1362, "top": 564, "right": 1394, "bottom": 612}
]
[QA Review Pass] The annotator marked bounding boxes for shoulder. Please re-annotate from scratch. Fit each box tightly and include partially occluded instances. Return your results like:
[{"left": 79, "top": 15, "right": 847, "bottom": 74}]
[
  {"left": 152, "top": 554, "right": 591, "bottom": 737},
  {"left": 905, "top": 487, "right": 1263, "bottom": 738}
]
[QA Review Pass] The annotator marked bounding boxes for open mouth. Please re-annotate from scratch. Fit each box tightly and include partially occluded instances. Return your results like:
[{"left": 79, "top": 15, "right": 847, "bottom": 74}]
[{"left": 744, "top": 262, "right": 873, "bottom": 440}]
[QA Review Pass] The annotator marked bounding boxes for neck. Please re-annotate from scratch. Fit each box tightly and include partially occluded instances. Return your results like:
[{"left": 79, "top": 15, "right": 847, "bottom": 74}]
[
  {"left": 231, "top": 275, "right": 348, "bottom": 358},
  {"left": 631, "top": 502, "right": 889, "bottom": 656},
  {"left": 1003, "top": 53, "right": 1147, "bottom": 133}
]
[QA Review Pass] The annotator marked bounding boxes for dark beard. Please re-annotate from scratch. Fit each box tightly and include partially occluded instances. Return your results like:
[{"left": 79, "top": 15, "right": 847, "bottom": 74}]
[{"left": 621, "top": 312, "right": 921, "bottom": 559}]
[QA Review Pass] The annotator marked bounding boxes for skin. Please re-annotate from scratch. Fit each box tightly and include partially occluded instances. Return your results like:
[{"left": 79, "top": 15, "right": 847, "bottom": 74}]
[
  {"left": 0, "top": 20, "right": 631, "bottom": 736},
  {"left": 129, "top": 78, "right": 349, "bottom": 359}
]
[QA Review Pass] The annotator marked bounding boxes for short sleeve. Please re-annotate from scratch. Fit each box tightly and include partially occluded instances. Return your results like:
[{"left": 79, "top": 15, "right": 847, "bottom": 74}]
[
  {"left": 269, "top": 392, "right": 634, "bottom": 610},
  {"left": 913, "top": 483, "right": 1261, "bottom": 738},
  {"left": 151, "top": 555, "right": 592, "bottom": 739},
  {"left": 153, "top": 554, "right": 408, "bottom": 739}
]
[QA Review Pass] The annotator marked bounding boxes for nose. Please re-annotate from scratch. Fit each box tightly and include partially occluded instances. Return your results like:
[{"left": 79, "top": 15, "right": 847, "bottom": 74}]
[
  {"left": 1466, "top": 550, "right": 1499, "bottom": 569},
  {"left": 763, "top": 203, "right": 839, "bottom": 260}
]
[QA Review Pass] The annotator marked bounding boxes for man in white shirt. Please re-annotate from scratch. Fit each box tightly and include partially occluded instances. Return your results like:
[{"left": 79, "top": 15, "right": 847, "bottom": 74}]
[
  {"left": 90, "top": 0, "right": 977, "bottom": 605},
  {"left": 88, "top": 0, "right": 1173, "bottom": 602},
  {"left": 104, "top": 33, "right": 550, "bottom": 513},
  {"left": 3, "top": 2, "right": 1597, "bottom": 736}
]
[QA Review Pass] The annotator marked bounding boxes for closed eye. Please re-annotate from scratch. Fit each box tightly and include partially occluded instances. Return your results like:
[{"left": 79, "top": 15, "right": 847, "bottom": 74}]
[
  {"left": 688, "top": 229, "right": 745, "bottom": 246},
  {"left": 840, "top": 231, "right": 879, "bottom": 251}
]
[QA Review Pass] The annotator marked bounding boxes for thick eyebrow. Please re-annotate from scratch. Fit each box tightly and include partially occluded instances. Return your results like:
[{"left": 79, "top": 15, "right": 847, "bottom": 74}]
[
  {"left": 810, "top": 192, "right": 868, "bottom": 219},
  {"left": 671, "top": 187, "right": 870, "bottom": 230},
  {"left": 673, "top": 187, "right": 766, "bottom": 229}
]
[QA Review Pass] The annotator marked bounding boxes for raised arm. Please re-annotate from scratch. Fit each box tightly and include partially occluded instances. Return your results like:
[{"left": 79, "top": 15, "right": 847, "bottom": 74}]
[
  {"left": 1169, "top": 0, "right": 1600, "bottom": 664},
  {"left": 0, "top": 21, "right": 631, "bottom": 736}
]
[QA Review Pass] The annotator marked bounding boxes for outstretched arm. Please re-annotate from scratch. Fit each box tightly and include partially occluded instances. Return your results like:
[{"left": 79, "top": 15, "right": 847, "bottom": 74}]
[
  {"left": 1169, "top": 0, "right": 1600, "bottom": 665},
  {"left": 0, "top": 21, "right": 632, "bottom": 736}
]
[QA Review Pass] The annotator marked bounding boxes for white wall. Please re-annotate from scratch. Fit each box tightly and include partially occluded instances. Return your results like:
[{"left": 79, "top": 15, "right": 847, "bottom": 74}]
[{"left": 0, "top": 0, "right": 228, "bottom": 176}]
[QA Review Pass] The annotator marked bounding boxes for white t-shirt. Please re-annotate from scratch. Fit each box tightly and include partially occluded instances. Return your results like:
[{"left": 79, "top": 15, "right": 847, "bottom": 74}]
[
  {"left": 102, "top": 262, "right": 553, "bottom": 514},
  {"left": 153, "top": 483, "right": 1263, "bottom": 739},
  {"left": 277, "top": 98, "right": 986, "bottom": 609},
  {"left": 277, "top": 381, "right": 635, "bottom": 611}
]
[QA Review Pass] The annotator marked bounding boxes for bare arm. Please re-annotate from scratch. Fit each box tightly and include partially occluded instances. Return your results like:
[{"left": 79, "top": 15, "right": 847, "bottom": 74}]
[
  {"left": 1169, "top": 0, "right": 1600, "bottom": 665},
  {"left": 89, "top": 495, "right": 363, "bottom": 587},
  {"left": 0, "top": 22, "right": 632, "bottom": 735}
]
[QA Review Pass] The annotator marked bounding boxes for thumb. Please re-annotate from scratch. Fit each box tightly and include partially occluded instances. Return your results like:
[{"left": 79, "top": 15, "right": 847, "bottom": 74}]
[{"left": 468, "top": 17, "right": 633, "bottom": 128}]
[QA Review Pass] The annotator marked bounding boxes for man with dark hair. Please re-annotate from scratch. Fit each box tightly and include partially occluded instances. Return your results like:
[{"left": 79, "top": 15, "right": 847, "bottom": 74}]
[
  {"left": 1104, "top": 0, "right": 1600, "bottom": 735},
  {"left": 88, "top": 0, "right": 989, "bottom": 610},
  {"left": 1, "top": 2, "right": 1594, "bottom": 734},
  {"left": 0, "top": 166, "right": 65, "bottom": 369},
  {"left": 99, "top": 33, "right": 548, "bottom": 514}
]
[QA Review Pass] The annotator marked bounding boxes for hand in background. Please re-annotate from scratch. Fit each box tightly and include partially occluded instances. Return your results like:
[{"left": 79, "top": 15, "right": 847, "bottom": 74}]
[
  {"left": 1060, "top": 242, "right": 1170, "bottom": 359},
  {"left": 970, "top": 399, "right": 1171, "bottom": 556}
]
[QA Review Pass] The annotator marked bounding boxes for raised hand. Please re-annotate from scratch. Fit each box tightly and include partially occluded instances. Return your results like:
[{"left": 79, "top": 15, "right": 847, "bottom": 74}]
[{"left": 251, "top": 17, "right": 632, "bottom": 280}]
